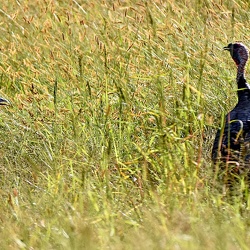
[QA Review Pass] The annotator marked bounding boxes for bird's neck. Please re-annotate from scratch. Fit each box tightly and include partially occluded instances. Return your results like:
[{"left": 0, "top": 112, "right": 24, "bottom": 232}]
[
  {"left": 237, "top": 61, "right": 246, "bottom": 83},
  {"left": 236, "top": 62, "right": 250, "bottom": 102}
]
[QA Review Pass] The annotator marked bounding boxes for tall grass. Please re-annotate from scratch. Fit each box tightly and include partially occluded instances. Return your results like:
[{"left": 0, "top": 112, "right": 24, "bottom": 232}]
[{"left": 0, "top": 0, "right": 250, "bottom": 249}]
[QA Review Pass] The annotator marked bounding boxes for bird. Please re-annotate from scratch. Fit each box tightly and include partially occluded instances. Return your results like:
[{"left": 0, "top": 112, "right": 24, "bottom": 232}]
[
  {"left": 0, "top": 97, "right": 9, "bottom": 106},
  {"left": 212, "top": 42, "right": 250, "bottom": 181}
]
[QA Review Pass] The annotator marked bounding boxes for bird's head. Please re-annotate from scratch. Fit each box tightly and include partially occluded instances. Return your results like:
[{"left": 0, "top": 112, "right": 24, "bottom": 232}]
[
  {"left": 224, "top": 43, "right": 249, "bottom": 66},
  {"left": 0, "top": 97, "right": 10, "bottom": 106}
]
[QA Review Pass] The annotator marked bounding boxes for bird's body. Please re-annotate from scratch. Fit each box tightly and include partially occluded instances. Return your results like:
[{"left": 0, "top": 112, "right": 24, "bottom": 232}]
[{"left": 212, "top": 43, "right": 250, "bottom": 178}]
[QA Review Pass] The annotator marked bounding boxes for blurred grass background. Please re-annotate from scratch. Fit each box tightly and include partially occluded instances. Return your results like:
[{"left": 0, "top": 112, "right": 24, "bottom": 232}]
[{"left": 0, "top": 0, "right": 250, "bottom": 249}]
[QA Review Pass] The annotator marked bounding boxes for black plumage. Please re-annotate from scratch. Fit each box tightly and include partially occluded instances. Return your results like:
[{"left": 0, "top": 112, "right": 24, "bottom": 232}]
[{"left": 212, "top": 43, "right": 250, "bottom": 175}]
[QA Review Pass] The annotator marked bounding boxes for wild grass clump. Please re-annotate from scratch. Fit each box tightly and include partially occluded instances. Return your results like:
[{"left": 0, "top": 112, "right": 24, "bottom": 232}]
[{"left": 1, "top": 0, "right": 250, "bottom": 249}]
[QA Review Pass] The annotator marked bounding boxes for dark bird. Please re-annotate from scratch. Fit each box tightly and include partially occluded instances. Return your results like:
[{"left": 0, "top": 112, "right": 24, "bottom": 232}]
[{"left": 212, "top": 43, "right": 250, "bottom": 179}]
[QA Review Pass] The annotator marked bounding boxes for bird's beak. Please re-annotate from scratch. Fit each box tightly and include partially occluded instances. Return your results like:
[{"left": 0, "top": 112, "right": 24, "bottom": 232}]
[
  {"left": 224, "top": 46, "right": 230, "bottom": 51},
  {"left": 0, "top": 98, "right": 10, "bottom": 106}
]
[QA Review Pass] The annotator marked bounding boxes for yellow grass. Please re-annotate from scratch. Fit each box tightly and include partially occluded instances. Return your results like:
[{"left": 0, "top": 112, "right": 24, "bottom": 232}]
[{"left": 0, "top": 0, "right": 250, "bottom": 249}]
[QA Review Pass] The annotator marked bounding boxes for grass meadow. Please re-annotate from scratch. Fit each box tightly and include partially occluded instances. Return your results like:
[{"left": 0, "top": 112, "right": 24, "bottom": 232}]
[{"left": 1, "top": 0, "right": 250, "bottom": 249}]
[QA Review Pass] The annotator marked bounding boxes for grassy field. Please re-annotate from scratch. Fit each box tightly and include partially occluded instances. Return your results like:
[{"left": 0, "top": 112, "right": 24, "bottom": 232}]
[{"left": 1, "top": 0, "right": 250, "bottom": 249}]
